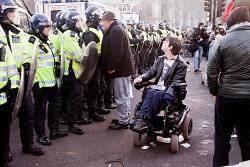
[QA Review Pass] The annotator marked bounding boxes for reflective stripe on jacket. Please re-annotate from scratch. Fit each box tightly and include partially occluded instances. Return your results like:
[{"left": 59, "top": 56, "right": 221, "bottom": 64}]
[
  {"left": 63, "top": 30, "right": 82, "bottom": 79},
  {"left": 0, "top": 32, "right": 20, "bottom": 105},
  {"left": 8, "top": 26, "right": 30, "bottom": 69},
  {"left": 89, "top": 28, "right": 103, "bottom": 54},
  {"left": 26, "top": 35, "right": 57, "bottom": 88}
]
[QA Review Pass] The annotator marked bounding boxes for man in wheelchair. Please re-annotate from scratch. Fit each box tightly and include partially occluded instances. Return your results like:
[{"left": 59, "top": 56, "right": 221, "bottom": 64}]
[{"left": 131, "top": 36, "right": 188, "bottom": 132}]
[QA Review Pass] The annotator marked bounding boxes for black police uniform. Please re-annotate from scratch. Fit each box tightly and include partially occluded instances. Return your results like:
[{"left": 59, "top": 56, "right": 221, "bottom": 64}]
[
  {"left": 82, "top": 29, "right": 107, "bottom": 121},
  {"left": 1, "top": 22, "right": 35, "bottom": 149}
]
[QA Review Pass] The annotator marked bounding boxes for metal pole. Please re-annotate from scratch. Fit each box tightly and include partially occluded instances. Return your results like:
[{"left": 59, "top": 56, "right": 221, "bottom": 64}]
[{"left": 212, "top": 0, "right": 216, "bottom": 26}]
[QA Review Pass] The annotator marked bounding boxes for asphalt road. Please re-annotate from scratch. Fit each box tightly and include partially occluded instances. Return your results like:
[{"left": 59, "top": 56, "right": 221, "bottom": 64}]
[{"left": 9, "top": 57, "right": 242, "bottom": 167}]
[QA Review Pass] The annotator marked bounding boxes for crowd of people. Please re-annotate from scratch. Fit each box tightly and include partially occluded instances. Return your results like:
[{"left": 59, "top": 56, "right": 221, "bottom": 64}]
[
  {"left": 1, "top": 0, "right": 250, "bottom": 166},
  {"left": 0, "top": 0, "right": 183, "bottom": 166}
]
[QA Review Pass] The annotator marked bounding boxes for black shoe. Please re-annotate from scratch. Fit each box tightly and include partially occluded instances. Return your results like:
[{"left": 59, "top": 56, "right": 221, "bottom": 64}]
[
  {"left": 37, "top": 135, "right": 52, "bottom": 146},
  {"left": 22, "top": 145, "right": 45, "bottom": 156},
  {"left": 89, "top": 112, "right": 105, "bottom": 122},
  {"left": 59, "top": 117, "right": 68, "bottom": 124},
  {"left": 111, "top": 119, "right": 118, "bottom": 124},
  {"left": 132, "top": 115, "right": 149, "bottom": 131},
  {"left": 68, "top": 124, "right": 85, "bottom": 135},
  {"left": 76, "top": 118, "right": 92, "bottom": 125},
  {"left": 108, "top": 121, "right": 129, "bottom": 130},
  {"left": 97, "top": 108, "right": 111, "bottom": 115},
  {"left": 8, "top": 151, "right": 13, "bottom": 162},
  {"left": 105, "top": 103, "right": 117, "bottom": 109},
  {"left": 49, "top": 130, "right": 68, "bottom": 140}
]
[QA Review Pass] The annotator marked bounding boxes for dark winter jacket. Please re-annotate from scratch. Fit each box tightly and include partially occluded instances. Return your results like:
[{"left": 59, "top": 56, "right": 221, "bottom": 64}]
[
  {"left": 141, "top": 55, "right": 187, "bottom": 96},
  {"left": 101, "top": 21, "right": 134, "bottom": 78},
  {"left": 207, "top": 22, "right": 250, "bottom": 99}
]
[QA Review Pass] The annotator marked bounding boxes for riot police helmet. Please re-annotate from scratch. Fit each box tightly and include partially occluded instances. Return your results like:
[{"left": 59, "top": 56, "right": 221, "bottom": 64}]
[
  {"left": 118, "top": 20, "right": 127, "bottom": 29},
  {"left": 55, "top": 10, "right": 65, "bottom": 29},
  {"left": 0, "top": 0, "right": 17, "bottom": 22},
  {"left": 85, "top": 6, "right": 103, "bottom": 27},
  {"left": 137, "top": 21, "right": 144, "bottom": 30},
  {"left": 65, "top": 10, "right": 84, "bottom": 31},
  {"left": 31, "top": 13, "right": 52, "bottom": 41},
  {"left": 149, "top": 23, "right": 156, "bottom": 31},
  {"left": 158, "top": 22, "right": 164, "bottom": 30},
  {"left": 145, "top": 24, "right": 149, "bottom": 32}
]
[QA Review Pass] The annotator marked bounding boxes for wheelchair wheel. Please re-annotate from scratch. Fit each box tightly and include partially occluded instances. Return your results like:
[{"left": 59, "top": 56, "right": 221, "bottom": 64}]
[
  {"left": 182, "top": 113, "right": 193, "bottom": 140},
  {"left": 133, "top": 132, "right": 142, "bottom": 147},
  {"left": 170, "top": 134, "right": 179, "bottom": 153}
]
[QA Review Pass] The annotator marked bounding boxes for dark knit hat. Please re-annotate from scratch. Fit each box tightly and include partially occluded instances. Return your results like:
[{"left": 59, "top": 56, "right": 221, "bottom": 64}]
[{"left": 100, "top": 11, "right": 117, "bottom": 21}]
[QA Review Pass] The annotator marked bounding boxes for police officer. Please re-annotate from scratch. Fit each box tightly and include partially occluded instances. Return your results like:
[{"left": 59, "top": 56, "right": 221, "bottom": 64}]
[
  {"left": 148, "top": 23, "right": 160, "bottom": 67},
  {"left": 62, "top": 10, "right": 85, "bottom": 135},
  {"left": 126, "top": 20, "right": 141, "bottom": 76},
  {"left": 0, "top": 32, "right": 19, "bottom": 167},
  {"left": 28, "top": 14, "right": 68, "bottom": 145},
  {"left": 0, "top": 2, "right": 20, "bottom": 165},
  {"left": 136, "top": 21, "right": 150, "bottom": 74},
  {"left": 82, "top": 6, "right": 112, "bottom": 122},
  {"left": 49, "top": 10, "right": 69, "bottom": 124},
  {"left": 0, "top": 0, "right": 45, "bottom": 156}
]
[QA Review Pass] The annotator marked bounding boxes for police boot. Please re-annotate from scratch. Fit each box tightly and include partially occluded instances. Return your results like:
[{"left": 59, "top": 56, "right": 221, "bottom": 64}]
[
  {"left": 22, "top": 145, "right": 45, "bottom": 156},
  {"left": 68, "top": 124, "right": 85, "bottom": 135},
  {"left": 76, "top": 117, "right": 92, "bottom": 125},
  {"left": 37, "top": 135, "right": 52, "bottom": 146},
  {"left": 97, "top": 108, "right": 111, "bottom": 115},
  {"left": 49, "top": 130, "right": 68, "bottom": 140},
  {"left": 89, "top": 112, "right": 105, "bottom": 122}
]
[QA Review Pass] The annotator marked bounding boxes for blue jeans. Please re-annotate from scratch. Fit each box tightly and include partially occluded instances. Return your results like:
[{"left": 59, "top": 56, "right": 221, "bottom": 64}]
[
  {"left": 193, "top": 46, "right": 203, "bottom": 71},
  {"left": 113, "top": 76, "right": 132, "bottom": 124},
  {"left": 139, "top": 89, "right": 172, "bottom": 119}
]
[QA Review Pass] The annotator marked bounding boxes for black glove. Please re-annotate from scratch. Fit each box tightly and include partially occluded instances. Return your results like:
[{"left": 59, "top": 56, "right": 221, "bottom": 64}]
[
  {"left": 8, "top": 88, "right": 18, "bottom": 110},
  {"left": 32, "top": 82, "right": 42, "bottom": 96},
  {"left": 0, "top": 44, "right": 6, "bottom": 62},
  {"left": 55, "top": 62, "right": 61, "bottom": 78},
  {"left": 22, "top": 63, "right": 30, "bottom": 71},
  {"left": 22, "top": 63, "right": 30, "bottom": 79}
]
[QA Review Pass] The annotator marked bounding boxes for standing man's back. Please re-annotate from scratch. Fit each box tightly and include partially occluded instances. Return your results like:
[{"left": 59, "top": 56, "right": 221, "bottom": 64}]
[{"left": 207, "top": 6, "right": 250, "bottom": 167}]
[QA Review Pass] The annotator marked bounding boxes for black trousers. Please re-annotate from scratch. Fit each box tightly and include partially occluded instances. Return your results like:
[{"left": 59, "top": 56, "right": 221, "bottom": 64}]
[
  {"left": 138, "top": 46, "right": 149, "bottom": 74},
  {"left": 131, "top": 46, "right": 138, "bottom": 75},
  {"left": 148, "top": 46, "right": 157, "bottom": 68},
  {"left": 104, "top": 76, "right": 114, "bottom": 108},
  {"left": 18, "top": 93, "right": 34, "bottom": 147},
  {"left": 0, "top": 103, "right": 11, "bottom": 167},
  {"left": 60, "top": 76, "right": 70, "bottom": 118},
  {"left": 67, "top": 72, "right": 82, "bottom": 125},
  {"left": 33, "top": 85, "right": 61, "bottom": 137},
  {"left": 87, "top": 66, "right": 106, "bottom": 112},
  {"left": 213, "top": 96, "right": 250, "bottom": 167}
]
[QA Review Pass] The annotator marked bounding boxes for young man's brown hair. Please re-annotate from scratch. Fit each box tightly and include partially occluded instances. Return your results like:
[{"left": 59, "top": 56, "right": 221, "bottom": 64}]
[{"left": 166, "top": 36, "right": 182, "bottom": 55}]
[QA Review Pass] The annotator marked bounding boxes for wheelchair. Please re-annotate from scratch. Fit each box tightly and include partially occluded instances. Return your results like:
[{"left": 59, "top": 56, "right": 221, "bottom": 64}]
[{"left": 131, "top": 81, "right": 193, "bottom": 153}]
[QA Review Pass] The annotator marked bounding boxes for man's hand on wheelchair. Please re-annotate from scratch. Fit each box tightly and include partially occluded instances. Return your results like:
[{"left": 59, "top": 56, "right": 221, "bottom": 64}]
[
  {"left": 133, "top": 77, "right": 143, "bottom": 90},
  {"left": 133, "top": 77, "right": 142, "bottom": 85}
]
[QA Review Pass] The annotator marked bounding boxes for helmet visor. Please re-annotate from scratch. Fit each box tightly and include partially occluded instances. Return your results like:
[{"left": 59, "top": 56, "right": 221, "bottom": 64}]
[
  {"left": 73, "top": 15, "right": 87, "bottom": 32},
  {"left": 93, "top": 8, "right": 104, "bottom": 18}
]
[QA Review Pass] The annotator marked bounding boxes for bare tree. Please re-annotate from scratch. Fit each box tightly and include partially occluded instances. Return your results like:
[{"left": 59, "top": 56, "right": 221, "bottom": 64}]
[{"left": 134, "top": 0, "right": 206, "bottom": 27}]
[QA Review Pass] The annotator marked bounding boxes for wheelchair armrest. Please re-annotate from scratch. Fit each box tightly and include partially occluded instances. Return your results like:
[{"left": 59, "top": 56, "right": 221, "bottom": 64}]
[
  {"left": 134, "top": 81, "right": 154, "bottom": 90},
  {"left": 172, "top": 83, "right": 187, "bottom": 89}
]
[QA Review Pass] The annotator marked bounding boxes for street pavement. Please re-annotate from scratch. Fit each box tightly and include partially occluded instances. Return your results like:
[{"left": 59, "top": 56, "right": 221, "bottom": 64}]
[{"left": 9, "top": 57, "right": 242, "bottom": 167}]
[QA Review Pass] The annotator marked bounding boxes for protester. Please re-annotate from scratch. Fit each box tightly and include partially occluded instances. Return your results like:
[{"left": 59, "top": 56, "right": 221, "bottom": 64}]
[
  {"left": 207, "top": 6, "right": 250, "bottom": 167},
  {"left": 100, "top": 11, "right": 134, "bottom": 130}
]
